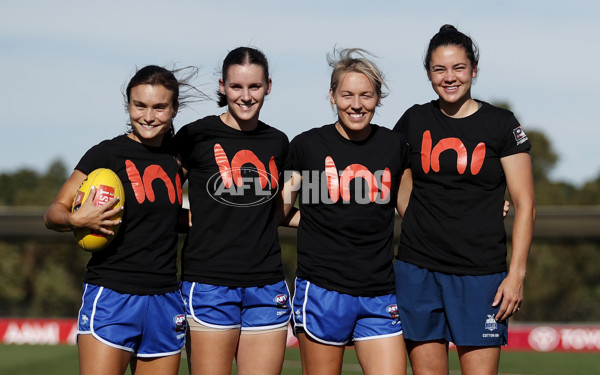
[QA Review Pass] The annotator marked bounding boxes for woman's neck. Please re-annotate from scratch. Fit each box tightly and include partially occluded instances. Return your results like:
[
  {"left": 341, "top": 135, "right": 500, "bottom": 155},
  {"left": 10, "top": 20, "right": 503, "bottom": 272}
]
[
  {"left": 219, "top": 112, "right": 258, "bottom": 131},
  {"left": 335, "top": 121, "right": 372, "bottom": 141},
  {"left": 439, "top": 97, "right": 479, "bottom": 118}
]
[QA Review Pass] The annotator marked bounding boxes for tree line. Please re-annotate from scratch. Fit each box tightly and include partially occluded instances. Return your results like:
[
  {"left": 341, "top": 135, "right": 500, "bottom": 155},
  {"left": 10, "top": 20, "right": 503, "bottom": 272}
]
[{"left": 2, "top": 129, "right": 599, "bottom": 207}]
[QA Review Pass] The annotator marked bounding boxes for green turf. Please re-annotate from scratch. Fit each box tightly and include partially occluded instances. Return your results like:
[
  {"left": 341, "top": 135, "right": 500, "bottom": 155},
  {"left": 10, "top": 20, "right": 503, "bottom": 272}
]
[
  {"left": 494, "top": 351, "right": 600, "bottom": 375},
  {"left": 0, "top": 344, "right": 79, "bottom": 374},
  {"left": 1, "top": 345, "right": 598, "bottom": 374}
]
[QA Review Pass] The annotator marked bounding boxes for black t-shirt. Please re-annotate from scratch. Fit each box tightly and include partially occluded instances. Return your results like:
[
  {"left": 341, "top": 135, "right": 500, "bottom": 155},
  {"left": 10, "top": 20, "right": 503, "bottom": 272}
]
[
  {"left": 75, "top": 134, "right": 183, "bottom": 294},
  {"left": 290, "top": 124, "right": 410, "bottom": 296},
  {"left": 175, "top": 115, "right": 289, "bottom": 287},
  {"left": 394, "top": 100, "right": 531, "bottom": 275}
]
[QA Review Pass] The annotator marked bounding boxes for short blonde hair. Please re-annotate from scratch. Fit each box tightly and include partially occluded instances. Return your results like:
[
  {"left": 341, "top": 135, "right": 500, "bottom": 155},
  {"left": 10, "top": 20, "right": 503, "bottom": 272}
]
[{"left": 327, "top": 47, "right": 388, "bottom": 105}]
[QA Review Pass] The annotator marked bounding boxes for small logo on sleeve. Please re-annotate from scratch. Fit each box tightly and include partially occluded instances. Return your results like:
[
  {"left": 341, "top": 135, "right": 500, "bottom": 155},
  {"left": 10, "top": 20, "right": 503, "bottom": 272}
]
[{"left": 513, "top": 126, "right": 529, "bottom": 146}]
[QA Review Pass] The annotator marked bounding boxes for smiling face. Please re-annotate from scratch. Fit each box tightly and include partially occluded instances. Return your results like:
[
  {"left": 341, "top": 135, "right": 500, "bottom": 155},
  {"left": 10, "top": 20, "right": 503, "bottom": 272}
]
[
  {"left": 219, "top": 63, "right": 271, "bottom": 130},
  {"left": 127, "top": 84, "right": 177, "bottom": 147},
  {"left": 330, "top": 71, "right": 380, "bottom": 141},
  {"left": 427, "top": 45, "right": 478, "bottom": 117}
]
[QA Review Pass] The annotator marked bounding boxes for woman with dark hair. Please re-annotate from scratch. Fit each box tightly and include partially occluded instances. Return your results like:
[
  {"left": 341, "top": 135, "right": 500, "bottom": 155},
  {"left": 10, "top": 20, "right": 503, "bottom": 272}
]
[
  {"left": 45, "top": 65, "right": 201, "bottom": 375},
  {"left": 393, "top": 25, "right": 536, "bottom": 375},
  {"left": 176, "top": 47, "right": 291, "bottom": 375}
]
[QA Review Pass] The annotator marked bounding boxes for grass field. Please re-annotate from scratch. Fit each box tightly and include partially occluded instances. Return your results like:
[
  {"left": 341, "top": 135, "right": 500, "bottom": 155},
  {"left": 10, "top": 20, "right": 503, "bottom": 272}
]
[{"left": 1, "top": 345, "right": 599, "bottom": 374}]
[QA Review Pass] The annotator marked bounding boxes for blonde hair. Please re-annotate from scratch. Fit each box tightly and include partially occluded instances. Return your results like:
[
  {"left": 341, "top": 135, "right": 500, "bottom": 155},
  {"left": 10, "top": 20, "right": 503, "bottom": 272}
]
[{"left": 327, "top": 47, "right": 388, "bottom": 105}]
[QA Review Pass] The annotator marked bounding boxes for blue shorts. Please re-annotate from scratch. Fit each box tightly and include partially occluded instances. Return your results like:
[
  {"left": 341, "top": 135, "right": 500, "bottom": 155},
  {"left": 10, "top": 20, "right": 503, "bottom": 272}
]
[
  {"left": 292, "top": 278, "right": 403, "bottom": 345},
  {"left": 181, "top": 280, "right": 291, "bottom": 331},
  {"left": 394, "top": 260, "right": 508, "bottom": 346},
  {"left": 77, "top": 283, "right": 186, "bottom": 357}
]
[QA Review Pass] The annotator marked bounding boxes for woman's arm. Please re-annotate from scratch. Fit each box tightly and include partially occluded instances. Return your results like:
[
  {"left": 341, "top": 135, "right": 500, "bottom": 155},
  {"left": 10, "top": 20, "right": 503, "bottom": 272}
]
[
  {"left": 396, "top": 168, "right": 413, "bottom": 218},
  {"left": 493, "top": 152, "right": 536, "bottom": 321},
  {"left": 275, "top": 171, "right": 302, "bottom": 227},
  {"left": 44, "top": 170, "right": 122, "bottom": 234}
]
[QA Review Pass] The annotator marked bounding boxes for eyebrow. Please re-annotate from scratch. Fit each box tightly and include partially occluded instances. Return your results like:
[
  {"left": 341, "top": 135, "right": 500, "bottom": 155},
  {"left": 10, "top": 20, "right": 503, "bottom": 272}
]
[
  {"left": 431, "top": 62, "right": 468, "bottom": 69},
  {"left": 339, "top": 90, "right": 374, "bottom": 95},
  {"left": 132, "top": 100, "right": 169, "bottom": 107},
  {"left": 227, "top": 80, "right": 264, "bottom": 85}
]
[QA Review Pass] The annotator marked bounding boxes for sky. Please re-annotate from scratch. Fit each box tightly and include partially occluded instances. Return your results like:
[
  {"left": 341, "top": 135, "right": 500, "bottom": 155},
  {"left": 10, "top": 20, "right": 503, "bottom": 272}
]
[{"left": 2, "top": 0, "right": 599, "bottom": 186}]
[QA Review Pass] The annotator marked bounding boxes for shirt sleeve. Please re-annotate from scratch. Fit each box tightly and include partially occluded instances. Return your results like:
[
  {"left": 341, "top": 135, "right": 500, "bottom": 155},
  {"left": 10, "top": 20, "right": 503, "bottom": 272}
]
[
  {"left": 393, "top": 109, "right": 414, "bottom": 170},
  {"left": 500, "top": 113, "right": 532, "bottom": 157},
  {"left": 398, "top": 132, "right": 411, "bottom": 170},
  {"left": 288, "top": 134, "right": 304, "bottom": 173},
  {"left": 174, "top": 125, "right": 193, "bottom": 171},
  {"left": 75, "top": 141, "right": 110, "bottom": 174}
]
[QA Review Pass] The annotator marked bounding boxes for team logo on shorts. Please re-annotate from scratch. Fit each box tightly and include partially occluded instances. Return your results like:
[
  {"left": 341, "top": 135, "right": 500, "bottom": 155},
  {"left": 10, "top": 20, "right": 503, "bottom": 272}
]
[
  {"left": 386, "top": 304, "right": 400, "bottom": 320},
  {"left": 80, "top": 314, "right": 89, "bottom": 328},
  {"left": 174, "top": 314, "right": 186, "bottom": 333},
  {"left": 274, "top": 294, "right": 289, "bottom": 309},
  {"left": 485, "top": 315, "right": 498, "bottom": 332}
]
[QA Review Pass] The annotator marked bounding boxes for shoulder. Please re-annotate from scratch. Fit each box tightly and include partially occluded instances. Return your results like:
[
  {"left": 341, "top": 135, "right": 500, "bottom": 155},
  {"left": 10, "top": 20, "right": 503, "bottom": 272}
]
[
  {"left": 372, "top": 124, "right": 395, "bottom": 136},
  {"left": 476, "top": 101, "right": 530, "bottom": 150},
  {"left": 76, "top": 135, "right": 129, "bottom": 173},
  {"left": 290, "top": 125, "right": 332, "bottom": 153},
  {"left": 384, "top": 125, "right": 408, "bottom": 140},
  {"left": 372, "top": 124, "right": 409, "bottom": 147},
  {"left": 177, "top": 115, "right": 219, "bottom": 135},
  {"left": 476, "top": 101, "right": 523, "bottom": 135},
  {"left": 394, "top": 101, "right": 437, "bottom": 130},
  {"left": 372, "top": 124, "right": 396, "bottom": 139},
  {"left": 478, "top": 101, "right": 516, "bottom": 121},
  {"left": 405, "top": 101, "right": 436, "bottom": 116},
  {"left": 257, "top": 120, "right": 289, "bottom": 143},
  {"left": 175, "top": 116, "right": 221, "bottom": 149},
  {"left": 290, "top": 125, "right": 325, "bottom": 147},
  {"left": 87, "top": 134, "right": 127, "bottom": 152},
  {"left": 295, "top": 124, "right": 333, "bottom": 140}
]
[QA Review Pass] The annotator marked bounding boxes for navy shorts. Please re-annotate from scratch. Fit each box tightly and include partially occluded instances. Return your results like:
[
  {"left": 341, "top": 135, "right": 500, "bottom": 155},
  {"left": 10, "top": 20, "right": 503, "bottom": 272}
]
[
  {"left": 77, "top": 283, "right": 186, "bottom": 357},
  {"left": 292, "top": 278, "right": 403, "bottom": 345},
  {"left": 181, "top": 280, "right": 291, "bottom": 331},
  {"left": 394, "top": 260, "right": 508, "bottom": 346}
]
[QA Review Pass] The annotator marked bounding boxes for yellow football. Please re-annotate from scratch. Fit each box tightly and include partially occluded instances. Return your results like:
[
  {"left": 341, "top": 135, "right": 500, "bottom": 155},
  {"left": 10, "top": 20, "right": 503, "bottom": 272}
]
[{"left": 72, "top": 168, "right": 125, "bottom": 251}]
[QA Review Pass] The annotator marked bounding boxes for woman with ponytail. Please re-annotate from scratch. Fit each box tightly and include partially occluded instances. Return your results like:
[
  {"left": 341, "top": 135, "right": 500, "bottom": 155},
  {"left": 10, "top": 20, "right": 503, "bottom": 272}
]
[
  {"left": 45, "top": 65, "right": 202, "bottom": 375},
  {"left": 393, "top": 25, "right": 536, "bottom": 374}
]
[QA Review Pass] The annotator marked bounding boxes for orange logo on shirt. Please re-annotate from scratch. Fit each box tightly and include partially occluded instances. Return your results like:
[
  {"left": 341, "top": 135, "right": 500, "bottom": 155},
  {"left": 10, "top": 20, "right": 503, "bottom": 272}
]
[
  {"left": 125, "top": 160, "right": 182, "bottom": 204},
  {"left": 324, "top": 156, "right": 391, "bottom": 203},
  {"left": 214, "top": 143, "right": 279, "bottom": 188},
  {"left": 208, "top": 143, "right": 280, "bottom": 207},
  {"left": 421, "top": 130, "right": 486, "bottom": 175}
]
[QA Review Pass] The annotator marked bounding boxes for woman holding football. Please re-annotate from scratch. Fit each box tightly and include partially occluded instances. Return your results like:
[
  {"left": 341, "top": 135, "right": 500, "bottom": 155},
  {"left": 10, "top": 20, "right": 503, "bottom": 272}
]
[{"left": 45, "top": 65, "right": 201, "bottom": 375}]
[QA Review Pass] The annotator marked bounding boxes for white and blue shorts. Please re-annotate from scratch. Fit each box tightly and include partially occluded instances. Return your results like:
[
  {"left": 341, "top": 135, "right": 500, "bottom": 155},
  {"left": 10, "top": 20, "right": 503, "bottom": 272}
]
[
  {"left": 292, "top": 278, "right": 403, "bottom": 346},
  {"left": 181, "top": 280, "right": 291, "bottom": 332},
  {"left": 77, "top": 283, "right": 186, "bottom": 357}
]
